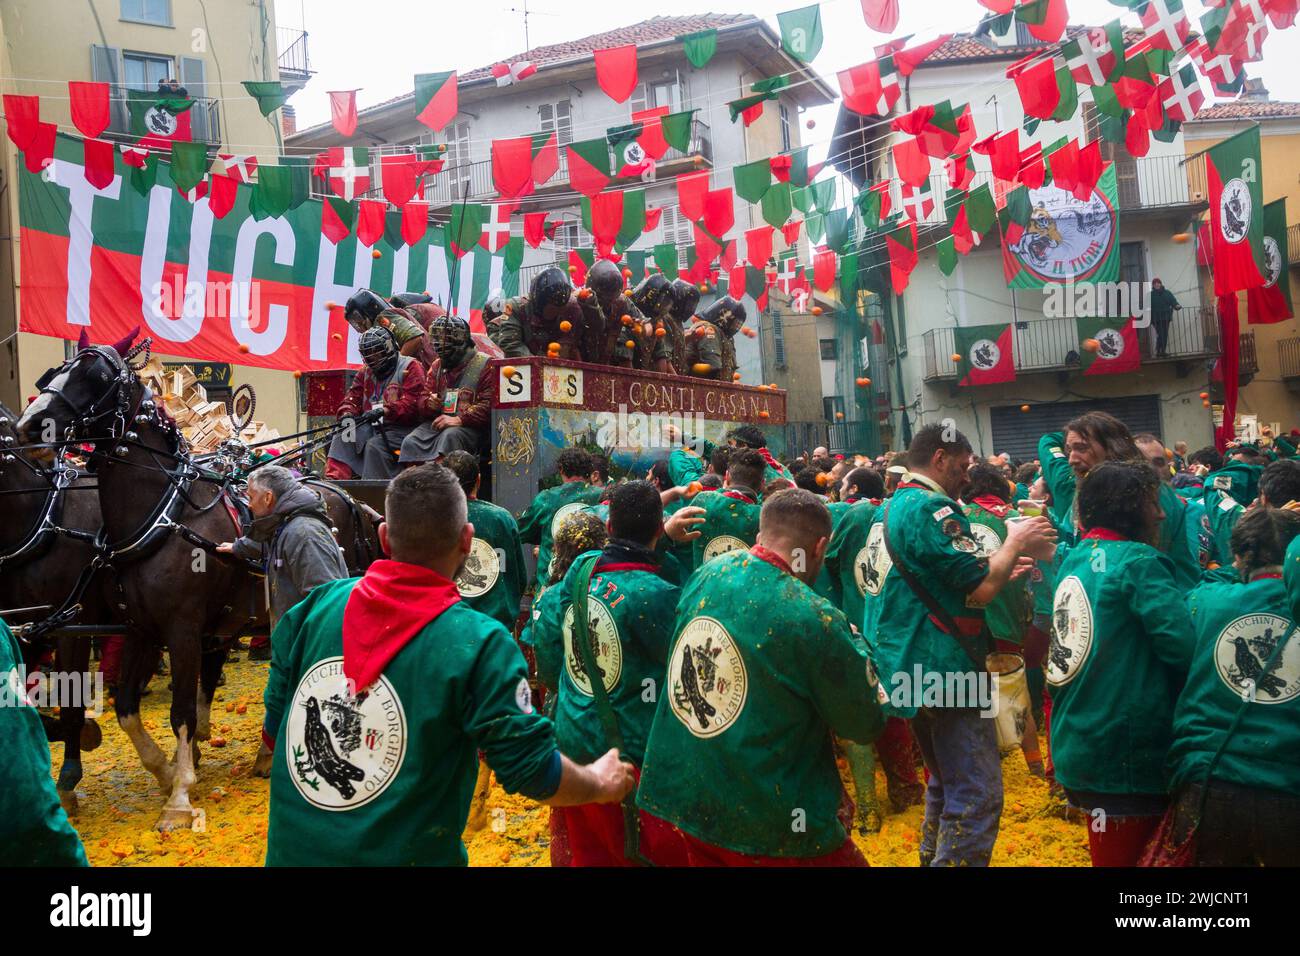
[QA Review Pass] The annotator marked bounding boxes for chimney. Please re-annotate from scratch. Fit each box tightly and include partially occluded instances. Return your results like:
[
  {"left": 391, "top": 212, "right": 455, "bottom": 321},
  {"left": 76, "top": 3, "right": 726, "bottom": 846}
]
[
  {"left": 1243, "top": 78, "right": 1270, "bottom": 102},
  {"left": 281, "top": 104, "right": 297, "bottom": 137}
]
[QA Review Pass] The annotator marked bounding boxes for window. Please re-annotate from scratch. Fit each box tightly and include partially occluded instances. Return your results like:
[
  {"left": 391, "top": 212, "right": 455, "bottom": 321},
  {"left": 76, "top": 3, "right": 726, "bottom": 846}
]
[
  {"left": 123, "top": 52, "right": 174, "bottom": 91},
  {"left": 538, "top": 100, "right": 573, "bottom": 147},
  {"left": 121, "top": 0, "right": 171, "bottom": 26},
  {"left": 659, "top": 205, "right": 693, "bottom": 247},
  {"left": 552, "top": 221, "right": 593, "bottom": 262},
  {"left": 771, "top": 309, "right": 787, "bottom": 369},
  {"left": 779, "top": 104, "right": 792, "bottom": 153},
  {"left": 819, "top": 338, "right": 838, "bottom": 360},
  {"left": 446, "top": 121, "right": 473, "bottom": 193},
  {"left": 630, "top": 72, "right": 688, "bottom": 113},
  {"left": 824, "top": 396, "right": 846, "bottom": 423}
]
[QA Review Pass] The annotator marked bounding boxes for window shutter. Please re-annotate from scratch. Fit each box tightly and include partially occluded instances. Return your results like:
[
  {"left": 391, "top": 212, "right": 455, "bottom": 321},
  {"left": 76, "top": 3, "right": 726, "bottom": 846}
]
[
  {"left": 629, "top": 82, "right": 647, "bottom": 114},
  {"left": 91, "top": 44, "right": 127, "bottom": 132},
  {"left": 179, "top": 56, "right": 213, "bottom": 142}
]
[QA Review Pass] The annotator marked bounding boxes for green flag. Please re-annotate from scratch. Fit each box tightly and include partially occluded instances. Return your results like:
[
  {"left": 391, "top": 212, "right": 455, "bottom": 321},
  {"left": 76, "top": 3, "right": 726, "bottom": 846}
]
[
  {"left": 1090, "top": 82, "right": 1123, "bottom": 118},
  {"left": 251, "top": 164, "right": 291, "bottom": 220},
  {"left": 1098, "top": 110, "right": 1129, "bottom": 144},
  {"left": 281, "top": 154, "right": 313, "bottom": 210},
  {"left": 791, "top": 184, "right": 812, "bottom": 215},
  {"left": 811, "top": 178, "right": 836, "bottom": 214},
  {"left": 805, "top": 211, "right": 825, "bottom": 244},
  {"left": 503, "top": 236, "right": 525, "bottom": 273},
  {"left": 964, "top": 184, "right": 996, "bottom": 236},
  {"left": 778, "top": 5, "right": 823, "bottom": 62},
  {"left": 761, "top": 182, "right": 793, "bottom": 228},
  {"left": 661, "top": 110, "right": 696, "bottom": 152},
  {"left": 448, "top": 202, "right": 486, "bottom": 257},
  {"left": 733, "top": 158, "right": 772, "bottom": 203},
  {"left": 1050, "top": 67, "right": 1078, "bottom": 121},
  {"left": 1015, "top": 0, "right": 1050, "bottom": 24},
  {"left": 130, "top": 155, "right": 159, "bottom": 196},
  {"left": 242, "top": 80, "right": 290, "bottom": 117},
  {"left": 745, "top": 266, "right": 767, "bottom": 301},
  {"left": 168, "top": 140, "right": 209, "bottom": 194},
  {"left": 618, "top": 189, "right": 646, "bottom": 247},
  {"left": 824, "top": 208, "right": 850, "bottom": 253},
  {"left": 1253, "top": 198, "right": 1294, "bottom": 320},
  {"left": 937, "top": 236, "right": 958, "bottom": 276},
  {"left": 654, "top": 242, "right": 679, "bottom": 278},
  {"left": 838, "top": 252, "right": 859, "bottom": 303},
  {"left": 679, "top": 28, "right": 718, "bottom": 69},
  {"left": 788, "top": 146, "right": 817, "bottom": 187}
]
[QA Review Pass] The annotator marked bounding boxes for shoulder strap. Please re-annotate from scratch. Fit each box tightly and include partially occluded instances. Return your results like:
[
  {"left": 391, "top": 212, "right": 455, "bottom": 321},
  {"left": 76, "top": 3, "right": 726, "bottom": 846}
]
[
  {"left": 568, "top": 553, "right": 650, "bottom": 866},
  {"left": 882, "top": 499, "right": 990, "bottom": 672}
]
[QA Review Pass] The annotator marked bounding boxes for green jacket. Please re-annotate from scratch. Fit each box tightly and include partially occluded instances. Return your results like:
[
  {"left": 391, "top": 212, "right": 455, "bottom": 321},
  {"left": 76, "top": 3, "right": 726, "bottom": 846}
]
[
  {"left": 861, "top": 476, "right": 991, "bottom": 717},
  {"left": 517, "top": 479, "right": 594, "bottom": 584},
  {"left": 263, "top": 578, "right": 559, "bottom": 866},
  {"left": 638, "top": 548, "right": 884, "bottom": 857},
  {"left": 962, "top": 500, "right": 1032, "bottom": 644},
  {"left": 1047, "top": 534, "right": 1194, "bottom": 796},
  {"left": 0, "top": 621, "right": 86, "bottom": 866},
  {"left": 1169, "top": 573, "right": 1300, "bottom": 796},
  {"left": 823, "top": 498, "right": 883, "bottom": 632},
  {"left": 533, "top": 544, "right": 679, "bottom": 765},
  {"left": 458, "top": 498, "right": 527, "bottom": 632},
  {"left": 689, "top": 487, "right": 761, "bottom": 571}
]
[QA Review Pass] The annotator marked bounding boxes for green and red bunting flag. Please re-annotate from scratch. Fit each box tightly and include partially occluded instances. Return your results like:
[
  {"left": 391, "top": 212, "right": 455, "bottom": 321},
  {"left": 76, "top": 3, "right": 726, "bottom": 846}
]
[
  {"left": 653, "top": 242, "right": 679, "bottom": 278},
  {"left": 999, "top": 183, "right": 1034, "bottom": 245},
  {"left": 618, "top": 189, "right": 646, "bottom": 248},
  {"left": 886, "top": 220, "right": 918, "bottom": 295},
  {"left": 761, "top": 181, "right": 793, "bottom": 228},
  {"left": 661, "top": 110, "right": 695, "bottom": 152},
  {"left": 127, "top": 90, "right": 193, "bottom": 145},
  {"left": 789, "top": 146, "right": 824, "bottom": 187},
  {"left": 1077, "top": 315, "right": 1140, "bottom": 375},
  {"left": 530, "top": 130, "right": 559, "bottom": 185},
  {"left": 607, "top": 123, "right": 654, "bottom": 179},
  {"left": 566, "top": 139, "right": 611, "bottom": 198},
  {"left": 448, "top": 202, "right": 486, "bottom": 258},
  {"left": 1139, "top": 0, "right": 1191, "bottom": 51},
  {"left": 414, "top": 71, "right": 458, "bottom": 131},
  {"left": 778, "top": 4, "right": 823, "bottom": 63},
  {"left": 1014, "top": 0, "right": 1067, "bottom": 42},
  {"left": 1063, "top": 21, "right": 1124, "bottom": 86},
  {"left": 680, "top": 28, "right": 718, "bottom": 69},
  {"left": 954, "top": 323, "right": 1015, "bottom": 385},
  {"left": 1002, "top": 164, "right": 1120, "bottom": 288},
  {"left": 1050, "top": 65, "right": 1079, "bottom": 121},
  {"left": 1009, "top": 53, "right": 1060, "bottom": 120},
  {"left": 1113, "top": 50, "right": 1157, "bottom": 110},
  {"left": 1207, "top": 126, "right": 1267, "bottom": 295},
  {"left": 728, "top": 74, "right": 791, "bottom": 125},
  {"left": 791, "top": 183, "right": 813, "bottom": 214},
  {"left": 241, "top": 80, "right": 290, "bottom": 117},
  {"left": 1247, "top": 198, "right": 1294, "bottom": 323},
  {"left": 632, "top": 106, "right": 670, "bottom": 159},
  {"left": 321, "top": 196, "right": 355, "bottom": 245},
  {"left": 937, "top": 235, "right": 958, "bottom": 276},
  {"left": 733, "top": 158, "right": 772, "bottom": 203}
]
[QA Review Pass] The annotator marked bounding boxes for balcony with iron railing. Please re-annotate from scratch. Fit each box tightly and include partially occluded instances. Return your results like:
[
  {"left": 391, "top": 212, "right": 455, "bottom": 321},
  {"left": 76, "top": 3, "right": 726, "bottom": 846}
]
[
  {"left": 277, "top": 28, "right": 312, "bottom": 91},
  {"left": 922, "top": 306, "right": 1220, "bottom": 382},
  {"left": 1239, "top": 330, "right": 1259, "bottom": 379},
  {"left": 100, "top": 89, "right": 221, "bottom": 146},
  {"left": 1290, "top": 224, "right": 1300, "bottom": 266},
  {"left": 1280, "top": 337, "right": 1300, "bottom": 380}
]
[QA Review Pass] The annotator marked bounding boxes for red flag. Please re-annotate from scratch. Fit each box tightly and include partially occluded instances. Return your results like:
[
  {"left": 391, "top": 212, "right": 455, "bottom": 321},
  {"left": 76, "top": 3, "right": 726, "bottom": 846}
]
[
  {"left": 69, "top": 81, "right": 109, "bottom": 138},
  {"left": 82, "top": 137, "right": 115, "bottom": 189},
  {"left": 746, "top": 225, "right": 774, "bottom": 267},
  {"left": 952, "top": 204, "right": 975, "bottom": 252},
  {"left": 524, "top": 212, "right": 553, "bottom": 248},
  {"left": 1074, "top": 141, "right": 1105, "bottom": 201},
  {"left": 813, "top": 250, "right": 837, "bottom": 292},
  {"left": 978, "top": 0, "right": 1015, "bottom": 10},
  {"left": 1018, "top": 142, "right": 1046, "bottom": 188},
  {"left": 3, "top": 94, "right": 40, "bottom": 150},
  {"left": 644, "top": 206, "right": 663, "bottom": 231},
  {"left": 1048, "top": 140, "right": 1081, "bottom": 195},
  {"left": 491, "top": 136, "right": 535, "bottom": 200},
  {"left": 860, "top": 0, "right": 899, "bottom": 32},
  {"left": 1009, "top": 53, "right": 1061, "bottom": 119},
  {"left": 219, "top": 153, "right": 258, "bottom": 182},
  {"left": 589, "top": 190, "right": 625, "bottom": 255},
  {"left": 677, "top": 170, "right": 710, "bottom": 222},
  {"left": 770, "top": 154, "right": 793, "bottom": 182},
  {"left": 782, "top": 220, "right": 803, "bottom": 246},
  {"left": 719, "top": 239, "right": 738, "bottom": 272},
  {"left": 946, "top": 153, "right": 974, "bottom": 190},
  {"left": 838, "top": 60, "right": 901, "bottom": 116},
  {"left": 894, "top": 34, "right": 952, "bottom": 76},
  {"left": 893, "top": 138, "right": 930, "bottom": 187},
  {"left": 1026, "top": 0, "right": 1067, "bottom": 41},
  {"left": 729, "top": 264, "right": 747, "bottom": 300},
  {"left": 568, "top": 249, "right": 589, "bottom": 286},
  {"left": 530, "top": 130, "right": 559, "bottom": 187},
  {"left": 739, "top": 102, "right": 765, "bottom": 127},
  {"left": 381, "top": 153, "right": 421, "bottom": 207},
  {"left": 1126, "top": 109, "right": 1152, "bottom": 158},
  {"left": 1216, "top": 292, "right": 1240, "bottom": 451},
  {"left": 329, "top": 90, "right": 359, "bottom": 137},
  {"left": 886, "top": 221, "right": 918, "bottom": 294},
  {"left": 703, "top": 188, "right": 734, "bottom": 238},
  {"left": 974, "top": 130, "right": 1021, "bottom": 183},
  {"left": 209, "top": 172, "right": 239, "bottom": 219},
  {"left": 402, "top": 201, "right": 429, "bottom": 246},
  {"left": 23, "top": 121, "right": 55, "bottom": 173},
  {"left": 631, "top": 106, "right": 670, "bottom": 160},
  {"left": 356, "top": 200, "right": 386, "bottom": 247},
  {"left": 693, "top": 222, "right": 722, "bottom": 269},
  {"left": 594, "top": 45, "right": 638, "bottom": 103}
]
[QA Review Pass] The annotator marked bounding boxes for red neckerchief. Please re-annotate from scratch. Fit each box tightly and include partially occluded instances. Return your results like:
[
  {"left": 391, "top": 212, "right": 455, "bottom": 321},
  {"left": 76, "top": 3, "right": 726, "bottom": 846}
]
[
  {"left": 342, "top": 559, "right": 461, "bottom": 692},
  {"left": 1250, "top": 571, "right": 1282, "bottom": 581},
  {"left": 973, "top": 495, "right": 1011, "bottom": 519},
  {"left": 721, "top": 488, "right": 757, "bottom": 504},
  {"left": 754, "top": 446, "right": 785, "bottom": 474},
  {"left": 749, "top": 544, "right": 792, "bottom": 576},
  {"left": 1082, "top": 527, "right": 1128, "bottom": 541}
]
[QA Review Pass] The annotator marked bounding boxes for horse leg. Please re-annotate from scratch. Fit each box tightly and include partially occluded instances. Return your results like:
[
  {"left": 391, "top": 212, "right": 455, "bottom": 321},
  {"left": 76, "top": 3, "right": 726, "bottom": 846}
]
[
  {"left": 156, "top": 634, "right": 201, "bottom": 831},
  {"left": 193, "top": 643, "right": 228, "bottom": 766},
  {"left": 115, "top": 636, "right": 174, "bottom": 792},
  {"left": 54, "top": 636, "right": 97, "bottom": 815}
]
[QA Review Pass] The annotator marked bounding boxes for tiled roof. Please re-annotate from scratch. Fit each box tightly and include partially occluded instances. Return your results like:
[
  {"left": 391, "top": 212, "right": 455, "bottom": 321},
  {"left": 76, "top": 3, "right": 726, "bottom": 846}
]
[
  {"left": 923, "top": 25, "right": 1144, "bottom": 64},
  {"left": 1191, "top": 100, "right": 1300, "bottom": 120}
]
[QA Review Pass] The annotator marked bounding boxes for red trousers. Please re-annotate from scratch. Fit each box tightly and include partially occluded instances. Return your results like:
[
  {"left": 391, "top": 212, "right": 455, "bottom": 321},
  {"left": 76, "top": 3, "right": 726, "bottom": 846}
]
[
  {"left": 672, "top": 827, "right": 869, "bottom": 867},
  {"left": 877, "top": 716, "right": 921, "bottom": 787},
  {"left": 1088, "top": 815, "right": 1162, "bottom": 867},
  {"left": 550, "top": 801, "right": 691, "bottom": 867},
  {"left": 99, "top": 636, "right": 124, "bottom": 686}
]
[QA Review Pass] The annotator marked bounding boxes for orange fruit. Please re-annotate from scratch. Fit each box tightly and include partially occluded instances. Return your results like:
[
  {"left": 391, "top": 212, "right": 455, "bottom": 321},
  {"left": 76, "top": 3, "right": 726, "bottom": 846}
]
[
  {"left": 559, "top": 320, "right": 572, "bottom": 333},
  {"left": 501, "top": 366, "right": 516, "bottom": 378},
  {"left": 692, "top": 362, "right": 712, "bottom": 374},
  {"left": 856, "top": 377, "right": 869, "bottom": 387},
  {"left": 210, "top": 736, "right": 227, "bottom": 747},
  {"left": 371, "top": 249, "right": 382, "bottom": 259},
  {"left": 292, "top": 370, "right": 302, "bottom": 379},
  {"left": 1172, "top": 232, "right": 1191, "bottom": 243},
  {"left": 758, "top": 410, "right": 770, "bottom": 420},
  {"left": 655, "top": 327, "right": 666, "bottom": 337},
  {"left": 238, "top": 343, "right": 250, "bottom": 353},
  {"left": 325, "top": 300, "right": 337, "bottom": 310},
  {"left": 1082, "top": 338, "right": 1100, "bottom": 352},
  {"left": 1199, "top": 391, "right": 1209, "bottom": 399},
  {"left": 834, "top": 411, "right": 844, "bottom": 420},
  {"left": 1020, "top": 404, "right": 1030, "bottom": 412},
  {"left": 622, "top": 268, "right": 632, "bottom": 279},
  {"left": 686, "top": 481, "right": 703, "bottom": 495},
  {"left": 577, "top": 288, "right": 592, "bottom": 300},
  {"left": 951, "top": 352, "right": 962, "bottom": 362},
  {"left": 625, "top": 340, "right": 635, "bottom": 349},
  {"left": 235, "top": 703, "right": 247, "bottom": 715},
  {"left": 732, "top": 372, "right": 742, "bottom": 381},
  {"left": 547, "top": 342, "right": 560, "bottom": 352},
  {"left": 812, "top": 306, "right": 823, "bottom": 315}
]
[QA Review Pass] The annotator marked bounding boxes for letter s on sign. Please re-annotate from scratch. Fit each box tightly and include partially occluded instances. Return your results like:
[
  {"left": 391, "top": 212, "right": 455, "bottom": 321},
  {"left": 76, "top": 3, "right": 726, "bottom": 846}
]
[{"left": 499, "top": 365, "right": 531, "bottom": 404}]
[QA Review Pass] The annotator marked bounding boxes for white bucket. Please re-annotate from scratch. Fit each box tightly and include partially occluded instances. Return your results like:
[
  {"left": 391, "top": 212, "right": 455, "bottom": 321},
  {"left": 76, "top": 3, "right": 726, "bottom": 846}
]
[{"left": 986, "top": 652, "right": 1030, "bottom": 753}]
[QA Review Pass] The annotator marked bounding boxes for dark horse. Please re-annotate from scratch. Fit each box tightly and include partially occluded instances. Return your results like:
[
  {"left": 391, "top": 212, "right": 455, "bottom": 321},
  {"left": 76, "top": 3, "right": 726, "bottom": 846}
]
[
  {"left": 0, "top": 401, "right": 111, "bottom": 814},
  {"left": 17, "top": 334, "right": 263, "bottom": 829}
]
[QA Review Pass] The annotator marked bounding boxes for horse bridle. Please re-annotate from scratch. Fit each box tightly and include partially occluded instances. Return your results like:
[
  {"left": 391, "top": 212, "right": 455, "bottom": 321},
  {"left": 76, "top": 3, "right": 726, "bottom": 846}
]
[{"left": 34, "top": 342, "right": 153, "bottom": 447}]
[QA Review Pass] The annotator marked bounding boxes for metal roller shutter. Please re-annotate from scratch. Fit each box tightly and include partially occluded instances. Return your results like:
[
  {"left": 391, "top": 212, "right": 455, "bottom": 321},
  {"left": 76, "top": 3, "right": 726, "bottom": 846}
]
[{"left": 989, "top": 394, "right": 1163, "bottom": 461}]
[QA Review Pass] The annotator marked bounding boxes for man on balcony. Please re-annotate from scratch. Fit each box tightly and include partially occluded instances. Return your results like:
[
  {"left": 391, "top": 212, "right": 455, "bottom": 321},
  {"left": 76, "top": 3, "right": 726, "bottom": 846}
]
[{"left": 1149, "top": 278, "right": 1181, "bottom": 357}]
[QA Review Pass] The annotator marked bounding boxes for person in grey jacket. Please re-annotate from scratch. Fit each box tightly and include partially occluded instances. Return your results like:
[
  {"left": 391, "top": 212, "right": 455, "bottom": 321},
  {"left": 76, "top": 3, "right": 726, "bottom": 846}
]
[{"left": 218, "top": 465, "right": 349, "bottom": 660}]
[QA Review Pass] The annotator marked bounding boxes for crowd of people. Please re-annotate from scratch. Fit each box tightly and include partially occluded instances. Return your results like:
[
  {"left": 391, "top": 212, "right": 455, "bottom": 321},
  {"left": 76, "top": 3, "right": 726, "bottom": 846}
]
[{"left": 11, "top": 405, "right": 1300, "bottom": 868}]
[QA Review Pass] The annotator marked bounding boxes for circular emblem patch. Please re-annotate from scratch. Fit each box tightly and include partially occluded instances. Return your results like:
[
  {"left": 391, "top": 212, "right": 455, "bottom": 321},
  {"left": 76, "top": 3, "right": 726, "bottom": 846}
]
[
  {"left": 1006, "top": 183, "right": 1117, "bottom": 283},
  {"left": 550, "top": 501, "right": 588, "bottom": 538},
  {"left": 968, "top": 523, "right": 1003, "bottom": 558},
  {"left": 859, "top": 522, "right": 892, "bottom": 597},
  {"left": 668, "top": 616, "right": 748, "bottom": 738},
  {"left": 1264, "top": 236, "right": 1283, "bottom": 288},
  {"left": 1094, "top": 327, "right": 1124, "bottom": 361},
  {"left": 969, "top": 338, "right": 1001, "bottom": 371},
  {"left": 1220, "top": 178, "right": 1252, "bottom": 244},
  {"left": 1214, "top": 613, "right": 1300, "bottom": 704},
  {"left": 144, "top": 105, "right": 179, "bottom": 137},
  {"left": 562, "top": 598, "right": 623, "bottom": 696},
  {"left": 285, "top": 657, "right": 406, "bottom": 811},
  {"left": 1047, "top": 576, "right": 1093, "bottom": 687},
  {"left": 455, "top": 537, "right": 501, "bottom": 598},
  {"left": 703, "top": 534, "right": 748, "bottom": 562}
]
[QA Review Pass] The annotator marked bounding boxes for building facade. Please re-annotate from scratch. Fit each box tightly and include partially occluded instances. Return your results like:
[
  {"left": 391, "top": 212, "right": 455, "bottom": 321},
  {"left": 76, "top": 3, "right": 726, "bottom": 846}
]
[
  {"left": 0, "top": 0, "right": 310, "bottom": 432},
  {"left": 832, "top": 24, "right": 1220, "bottom": 460}
]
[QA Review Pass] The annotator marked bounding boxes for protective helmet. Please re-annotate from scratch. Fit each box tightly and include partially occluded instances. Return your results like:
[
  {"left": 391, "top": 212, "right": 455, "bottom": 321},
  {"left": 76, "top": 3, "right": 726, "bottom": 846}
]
[
  {"left": 701, "top": 296, "right": 747, "bottom": 335},
  {"left": 429, "top": 312, "right": 473, "bottom": 365},
  {"left": 631, "top": 273, "right": 671, "bottom": 318},
  {"left": 586, "top": 260, "right": 624, "bottom": 309},
  {"left": 529, "top": 267, "right": 573, "bottom": 323},
  {"left": 482, "top": 291, "right": 507, "bottom": 322},
  {"left": 358, "top": 326, "right": 400, "bottom": 379},
  {"left": 668, "top": 279, "right": 702, "bottom": 325},
  {"left": 390, "top": 291, "right": 433, "bottom": 309},
  {"left": 345, "top": 288, "right": 389, "bottom": 332}
]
